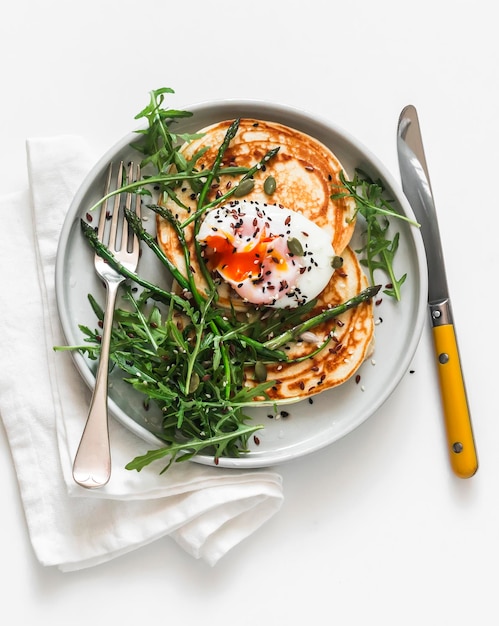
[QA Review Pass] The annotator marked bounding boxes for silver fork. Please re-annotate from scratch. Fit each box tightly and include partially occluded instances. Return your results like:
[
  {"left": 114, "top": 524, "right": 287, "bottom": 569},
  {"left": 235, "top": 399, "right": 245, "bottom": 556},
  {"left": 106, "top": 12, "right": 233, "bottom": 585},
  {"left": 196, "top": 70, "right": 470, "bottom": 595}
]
[{"left": 73, "top": 161, "right": 141, "bottom": 488}]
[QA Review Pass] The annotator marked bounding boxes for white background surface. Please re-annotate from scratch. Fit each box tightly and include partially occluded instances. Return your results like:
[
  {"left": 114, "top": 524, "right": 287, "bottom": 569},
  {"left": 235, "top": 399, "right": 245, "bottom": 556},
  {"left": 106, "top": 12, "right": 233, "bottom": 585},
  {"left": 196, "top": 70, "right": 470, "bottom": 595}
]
[{"left": 1, "top": 1, "right": 497, "bottom": 624}]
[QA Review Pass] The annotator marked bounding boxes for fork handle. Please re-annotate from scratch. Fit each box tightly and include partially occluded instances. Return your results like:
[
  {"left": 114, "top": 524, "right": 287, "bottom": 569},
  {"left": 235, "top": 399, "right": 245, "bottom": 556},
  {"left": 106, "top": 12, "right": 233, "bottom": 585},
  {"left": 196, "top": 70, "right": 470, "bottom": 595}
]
[{"left": 72, "top": 278, "right": 123, "bottom": 488}]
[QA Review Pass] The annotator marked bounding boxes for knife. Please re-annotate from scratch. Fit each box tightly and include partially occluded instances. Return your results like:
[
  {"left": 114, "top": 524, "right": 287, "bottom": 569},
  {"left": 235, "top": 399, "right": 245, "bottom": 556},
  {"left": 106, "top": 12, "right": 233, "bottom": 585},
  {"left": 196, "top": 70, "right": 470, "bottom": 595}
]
[{"left": 397, "top": 104, "right": 478, "bottom": 478}]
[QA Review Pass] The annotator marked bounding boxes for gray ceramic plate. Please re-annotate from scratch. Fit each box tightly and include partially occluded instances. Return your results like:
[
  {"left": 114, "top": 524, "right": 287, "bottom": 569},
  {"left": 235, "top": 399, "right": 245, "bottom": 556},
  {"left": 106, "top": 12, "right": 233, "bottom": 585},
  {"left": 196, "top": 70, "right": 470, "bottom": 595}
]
[{"left": 55, "top": 100, "right": 427, "bottom": 468}]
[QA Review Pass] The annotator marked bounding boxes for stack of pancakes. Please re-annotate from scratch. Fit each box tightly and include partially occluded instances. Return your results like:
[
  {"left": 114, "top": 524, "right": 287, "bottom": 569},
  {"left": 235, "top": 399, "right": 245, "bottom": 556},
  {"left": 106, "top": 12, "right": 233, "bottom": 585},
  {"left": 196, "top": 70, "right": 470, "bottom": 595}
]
[{"left": 156, "top": 118, "right": 375, "bottom": 402}]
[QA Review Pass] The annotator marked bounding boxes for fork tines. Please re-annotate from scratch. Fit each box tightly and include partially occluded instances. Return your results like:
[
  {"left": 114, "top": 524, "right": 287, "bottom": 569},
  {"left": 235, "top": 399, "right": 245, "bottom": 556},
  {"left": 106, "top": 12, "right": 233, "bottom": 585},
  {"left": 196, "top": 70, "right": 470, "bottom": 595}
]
[{"left": 97, "top": 161, "right": 141, "bottom": 260}]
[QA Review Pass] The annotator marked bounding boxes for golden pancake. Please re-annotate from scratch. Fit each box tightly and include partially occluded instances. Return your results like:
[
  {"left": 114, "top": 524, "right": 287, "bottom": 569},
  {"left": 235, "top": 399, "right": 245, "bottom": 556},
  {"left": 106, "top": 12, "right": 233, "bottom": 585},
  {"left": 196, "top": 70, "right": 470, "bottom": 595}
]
[
  {"left": 156, "top": 117, "right": 374, "bottom": 403},
  {"left": 243, "top": 245, "right": 374, "bottom": 402},
  {"left": 156, "top": 118, "right": 356, "bottom": 310}
]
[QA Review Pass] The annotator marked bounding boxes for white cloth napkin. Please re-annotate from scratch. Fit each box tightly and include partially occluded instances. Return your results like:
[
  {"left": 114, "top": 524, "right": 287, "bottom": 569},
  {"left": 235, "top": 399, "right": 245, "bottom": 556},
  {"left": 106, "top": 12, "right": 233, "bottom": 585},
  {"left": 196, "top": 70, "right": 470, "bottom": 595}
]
[{"left": 0, "top": 136, "right": 283, "bottom": 572}]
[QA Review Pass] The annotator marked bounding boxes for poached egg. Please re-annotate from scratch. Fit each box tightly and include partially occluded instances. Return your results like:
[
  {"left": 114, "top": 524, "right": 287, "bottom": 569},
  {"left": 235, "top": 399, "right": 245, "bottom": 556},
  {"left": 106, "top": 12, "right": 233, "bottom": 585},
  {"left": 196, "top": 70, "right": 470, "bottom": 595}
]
[{"left": 196, "top": 200, "right": 336, "bottom": 308}]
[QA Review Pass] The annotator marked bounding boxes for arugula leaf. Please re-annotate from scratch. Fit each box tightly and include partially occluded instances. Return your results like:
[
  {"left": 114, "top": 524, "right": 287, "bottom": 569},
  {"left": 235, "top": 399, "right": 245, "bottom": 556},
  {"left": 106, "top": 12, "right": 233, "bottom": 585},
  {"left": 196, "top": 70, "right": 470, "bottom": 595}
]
[
  {"left": 125, "top": 422, "right": 264, "bottom": 473},
  {"left": 132, "top": 87, "right": 198, "bottom": 175},
  {"left": 332, "top": 169, "right": 418, "bottom": 301}
]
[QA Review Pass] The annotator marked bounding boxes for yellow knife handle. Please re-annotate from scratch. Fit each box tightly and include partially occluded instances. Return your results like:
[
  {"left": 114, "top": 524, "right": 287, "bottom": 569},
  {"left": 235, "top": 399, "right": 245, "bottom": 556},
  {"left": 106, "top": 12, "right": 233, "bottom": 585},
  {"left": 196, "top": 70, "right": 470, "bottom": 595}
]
[{"left": 432, "top": 322, "right": 478, "bottom": 478}]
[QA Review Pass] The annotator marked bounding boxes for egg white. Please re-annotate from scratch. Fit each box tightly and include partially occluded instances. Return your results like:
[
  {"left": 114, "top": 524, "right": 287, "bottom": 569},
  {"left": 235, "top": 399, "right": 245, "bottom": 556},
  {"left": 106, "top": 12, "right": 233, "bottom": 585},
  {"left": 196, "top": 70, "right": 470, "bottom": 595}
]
[{"left": 196, "top": 200, "right": 336, "bottom": 308}]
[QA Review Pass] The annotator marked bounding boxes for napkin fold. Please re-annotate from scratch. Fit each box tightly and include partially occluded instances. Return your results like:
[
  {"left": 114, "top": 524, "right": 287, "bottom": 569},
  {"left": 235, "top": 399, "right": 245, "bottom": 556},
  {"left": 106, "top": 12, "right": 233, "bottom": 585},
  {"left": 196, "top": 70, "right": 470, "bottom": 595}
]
[{"left": 0, "top": 136, "right": 283, "bottom": 571}]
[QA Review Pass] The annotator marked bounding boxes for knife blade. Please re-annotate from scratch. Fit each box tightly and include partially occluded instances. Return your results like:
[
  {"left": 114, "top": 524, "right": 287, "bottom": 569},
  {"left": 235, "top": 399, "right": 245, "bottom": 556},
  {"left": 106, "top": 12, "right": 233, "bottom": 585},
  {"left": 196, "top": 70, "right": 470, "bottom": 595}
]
[{"left": 397, "top": 104, "right": 478, "bottom": 478}]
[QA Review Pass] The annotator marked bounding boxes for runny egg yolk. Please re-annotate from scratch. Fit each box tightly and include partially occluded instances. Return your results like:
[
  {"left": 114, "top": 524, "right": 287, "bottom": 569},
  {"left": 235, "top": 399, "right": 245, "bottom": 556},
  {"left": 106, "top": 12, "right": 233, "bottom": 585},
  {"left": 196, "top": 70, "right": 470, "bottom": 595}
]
[
  {"left": 203, "top": 229, "right": 287, "bottom": 284},
  {"left": 196, "top": 200, "right": 336, "bottom": 308}
]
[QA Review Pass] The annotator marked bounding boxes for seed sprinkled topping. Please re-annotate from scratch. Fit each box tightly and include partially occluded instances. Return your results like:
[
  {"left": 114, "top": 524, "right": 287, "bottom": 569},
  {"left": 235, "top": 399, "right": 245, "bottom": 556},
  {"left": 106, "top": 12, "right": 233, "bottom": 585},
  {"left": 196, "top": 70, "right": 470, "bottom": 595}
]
[{"left": 196, "top": 200, "right": 337, "bottom": 308}]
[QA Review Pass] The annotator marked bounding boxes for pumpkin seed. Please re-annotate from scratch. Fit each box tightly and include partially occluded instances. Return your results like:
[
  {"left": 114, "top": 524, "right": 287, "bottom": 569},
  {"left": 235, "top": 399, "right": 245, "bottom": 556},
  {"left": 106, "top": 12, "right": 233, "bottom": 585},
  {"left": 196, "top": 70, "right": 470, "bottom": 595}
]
[
  {"left": 287, "top": 237, "right": 304, "bottom": 257},
  {"left": 188, "top": 372, "right": 200, "bottom": 394},
  {"left": 263, "top": 175, "right": 276, "bottom": 195},
  {"left": 331, "top": 255, "right": 344, "bottom": 269},
  {"left": 254, "top": 361, "right": 268, "bottom": 382},
  {"left": 233, "top": 178, "right": 255, "bottom": 197}
]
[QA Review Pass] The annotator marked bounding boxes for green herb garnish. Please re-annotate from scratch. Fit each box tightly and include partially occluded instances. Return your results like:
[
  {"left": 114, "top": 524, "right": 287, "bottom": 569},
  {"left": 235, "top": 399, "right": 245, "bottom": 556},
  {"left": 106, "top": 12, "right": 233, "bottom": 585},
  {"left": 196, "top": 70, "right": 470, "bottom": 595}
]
[
  {"left": 58, "top": 87, "right": 385, "bottom": 472},
  {"left": 68, "top": 281, "right": 379, "bottom": 473},
  {"left": 333, "top": 169, "right": 419, "bottom": 301}
]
